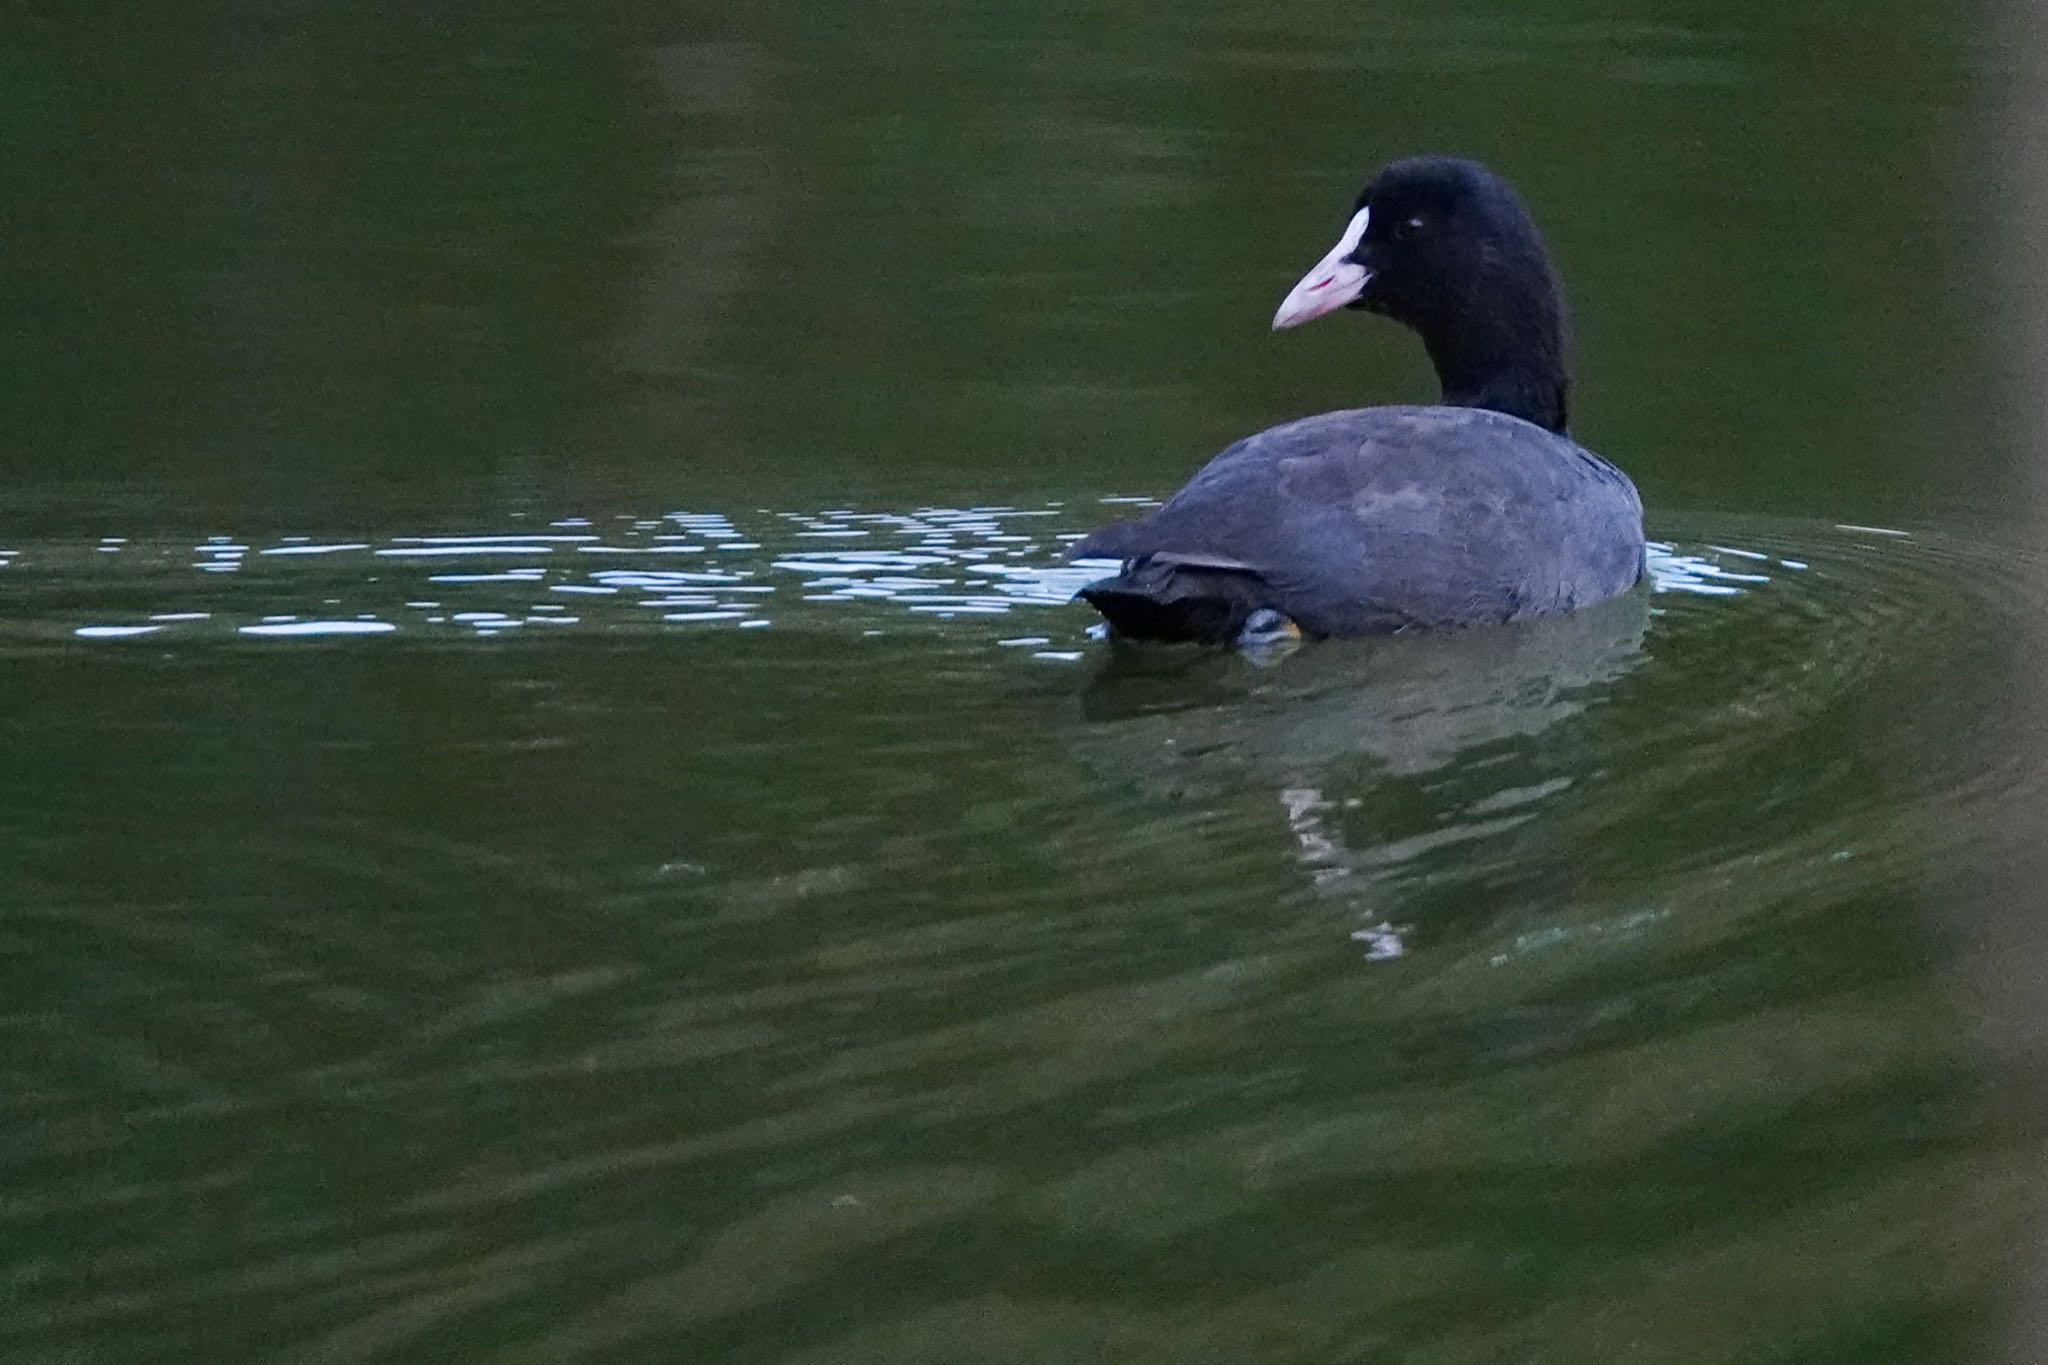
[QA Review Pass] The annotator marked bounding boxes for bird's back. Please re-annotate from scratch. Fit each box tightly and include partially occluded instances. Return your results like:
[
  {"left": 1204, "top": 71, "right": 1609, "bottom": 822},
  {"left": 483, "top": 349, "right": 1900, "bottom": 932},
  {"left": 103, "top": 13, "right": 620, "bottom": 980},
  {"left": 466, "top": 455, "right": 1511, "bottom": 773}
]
[{"left": 1074, "top": 405, "right": 1644, "bottom": 638}]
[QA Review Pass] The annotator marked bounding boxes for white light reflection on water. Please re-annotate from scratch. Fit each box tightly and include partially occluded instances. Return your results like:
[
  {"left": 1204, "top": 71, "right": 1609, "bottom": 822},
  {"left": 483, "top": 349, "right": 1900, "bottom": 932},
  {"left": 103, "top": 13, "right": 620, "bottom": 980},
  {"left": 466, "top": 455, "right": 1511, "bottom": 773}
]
[
  {"left": 1645, "top": 541, "right": 1775, "bottom": 598},
  {"left": 237, "top": 620, "right": 399, "bottom": 638},
  {"left": 30, "top": 502, "right": 1806, "bottom": 651},
  {"left": 74, "top": 625, "right": 162, "bottom": 639},
  {"left": 260, "top": 542, "right": 373, "bottom": 557},
  {"left": 373, "top": 545, "right": 557, "bottom": 558}
]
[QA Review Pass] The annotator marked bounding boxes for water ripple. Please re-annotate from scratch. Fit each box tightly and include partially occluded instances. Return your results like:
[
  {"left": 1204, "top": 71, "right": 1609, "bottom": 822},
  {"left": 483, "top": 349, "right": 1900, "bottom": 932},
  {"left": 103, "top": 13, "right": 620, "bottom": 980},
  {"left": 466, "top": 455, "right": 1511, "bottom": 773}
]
[
  {"left": 0, "top": 501, "right": 1949, "bottom": 658},
  {"left": 4, "top": 506, "right": 2041, "bottom": 1362}
]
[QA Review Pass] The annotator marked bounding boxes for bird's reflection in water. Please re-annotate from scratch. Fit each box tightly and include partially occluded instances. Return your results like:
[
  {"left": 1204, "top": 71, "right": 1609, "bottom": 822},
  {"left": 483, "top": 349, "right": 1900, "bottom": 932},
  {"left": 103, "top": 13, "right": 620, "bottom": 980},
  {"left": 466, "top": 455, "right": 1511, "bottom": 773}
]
[{"left": 1076, "top": 591, "right": 1650, "bottom": 957}]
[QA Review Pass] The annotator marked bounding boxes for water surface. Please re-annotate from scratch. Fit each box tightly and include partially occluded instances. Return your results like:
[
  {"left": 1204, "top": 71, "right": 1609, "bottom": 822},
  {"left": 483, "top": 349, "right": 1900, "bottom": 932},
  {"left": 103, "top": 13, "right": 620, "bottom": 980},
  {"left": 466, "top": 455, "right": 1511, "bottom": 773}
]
[{"left": 7, "top": 506, "right": 2042, "bottom": 1361}]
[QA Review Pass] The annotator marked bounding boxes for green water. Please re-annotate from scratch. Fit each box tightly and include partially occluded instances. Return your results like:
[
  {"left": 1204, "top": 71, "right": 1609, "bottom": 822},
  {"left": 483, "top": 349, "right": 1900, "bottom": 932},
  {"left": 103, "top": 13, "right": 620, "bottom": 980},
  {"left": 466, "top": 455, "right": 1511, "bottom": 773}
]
[{"left": 5, "top": 2, "right": 2042, "bottom": 1362}]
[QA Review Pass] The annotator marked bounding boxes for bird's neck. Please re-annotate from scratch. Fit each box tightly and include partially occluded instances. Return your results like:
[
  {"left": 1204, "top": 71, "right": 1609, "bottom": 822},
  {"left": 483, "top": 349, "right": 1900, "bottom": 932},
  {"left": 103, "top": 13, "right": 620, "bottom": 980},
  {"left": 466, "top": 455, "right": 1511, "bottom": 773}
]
[
  {"left": 1429, "top": 342, "right": 1570, "bottom": 435},
  {"left": 1416, "top": 259, "right": 1571, "bottom": 435}
]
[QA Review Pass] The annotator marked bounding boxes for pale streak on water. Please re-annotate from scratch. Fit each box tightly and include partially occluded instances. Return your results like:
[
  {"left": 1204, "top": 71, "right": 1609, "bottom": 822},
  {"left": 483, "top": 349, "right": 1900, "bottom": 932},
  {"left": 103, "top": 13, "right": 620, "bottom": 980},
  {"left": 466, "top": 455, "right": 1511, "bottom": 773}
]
[{"left": 3, "top": 500, "right": 1792, "bottom": 651}]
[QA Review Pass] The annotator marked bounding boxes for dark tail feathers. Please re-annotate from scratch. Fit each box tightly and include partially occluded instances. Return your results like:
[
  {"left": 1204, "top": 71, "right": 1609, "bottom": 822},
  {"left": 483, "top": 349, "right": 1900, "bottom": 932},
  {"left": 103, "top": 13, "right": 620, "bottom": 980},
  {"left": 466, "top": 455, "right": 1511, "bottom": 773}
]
[{"left": 1077, "top": 555, "right": 1274, "bottom": 645}]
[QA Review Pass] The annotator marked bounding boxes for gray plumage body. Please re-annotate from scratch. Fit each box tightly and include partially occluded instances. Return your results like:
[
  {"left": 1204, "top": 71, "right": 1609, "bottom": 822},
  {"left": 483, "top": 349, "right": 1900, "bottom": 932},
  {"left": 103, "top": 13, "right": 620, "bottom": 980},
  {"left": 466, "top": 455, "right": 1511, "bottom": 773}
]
[{"left": 1074, "top": 405, "right": 1644, "bottom": 640}]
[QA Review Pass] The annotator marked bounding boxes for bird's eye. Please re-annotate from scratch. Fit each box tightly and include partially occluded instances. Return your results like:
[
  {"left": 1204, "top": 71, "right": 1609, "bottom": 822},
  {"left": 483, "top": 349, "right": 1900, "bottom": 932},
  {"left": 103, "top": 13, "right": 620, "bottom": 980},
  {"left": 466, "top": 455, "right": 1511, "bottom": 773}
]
[{"left": 1402, "top": 215, "right": 1427, "bottom": 237}]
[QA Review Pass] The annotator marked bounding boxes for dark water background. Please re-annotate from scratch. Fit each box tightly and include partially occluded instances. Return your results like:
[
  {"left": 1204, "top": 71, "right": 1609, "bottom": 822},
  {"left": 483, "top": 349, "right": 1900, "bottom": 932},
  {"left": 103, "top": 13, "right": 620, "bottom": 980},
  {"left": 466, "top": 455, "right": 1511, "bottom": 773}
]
[{"left": 7, "top": 2, "right": 2046, "bottom": 1361}]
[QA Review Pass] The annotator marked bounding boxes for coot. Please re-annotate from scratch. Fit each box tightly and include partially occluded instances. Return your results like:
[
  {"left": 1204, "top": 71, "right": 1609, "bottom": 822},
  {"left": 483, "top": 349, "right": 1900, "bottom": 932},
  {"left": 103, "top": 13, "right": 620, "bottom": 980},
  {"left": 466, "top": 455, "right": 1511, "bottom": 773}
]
[{"left": 1073, "top": 156, "right": 1645, "bottom": 646}]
